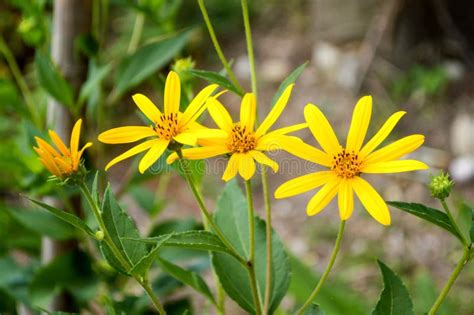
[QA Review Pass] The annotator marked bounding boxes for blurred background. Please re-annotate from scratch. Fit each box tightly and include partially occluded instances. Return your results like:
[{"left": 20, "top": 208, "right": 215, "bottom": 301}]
[{"left": 0, "top": 0, "right": 473, "bottom": 314}]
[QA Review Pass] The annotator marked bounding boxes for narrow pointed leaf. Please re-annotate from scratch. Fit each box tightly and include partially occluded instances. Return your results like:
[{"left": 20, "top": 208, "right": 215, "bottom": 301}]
[
  {"left": 388, "top": 201, "right": 463, "bottom": 242},
  {"left": 372, "top": 260, "right": 414, "bottom": 315},
  {"left": 270, "top": 61, "right": 308, "bottom": 107},
  {"left": 27, "top": 197, "right": 95, "bottom": 237},
  {"left": 130, "top": 234, "right": 172, "bottom": 276},
  {"left": 187, "top": 69, "right": 244, "bottom": 96},
  {"left": 157, "top": 257, "right": 216, "bottom": 305}
]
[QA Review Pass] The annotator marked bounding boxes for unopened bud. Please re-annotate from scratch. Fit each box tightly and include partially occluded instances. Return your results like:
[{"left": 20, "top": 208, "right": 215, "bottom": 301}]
[
  {"left": 95, "top": 230, "right": 105, "bottom": 241},
  {"left": 428, "top": 171, "right": 454, "bottom": 200}
]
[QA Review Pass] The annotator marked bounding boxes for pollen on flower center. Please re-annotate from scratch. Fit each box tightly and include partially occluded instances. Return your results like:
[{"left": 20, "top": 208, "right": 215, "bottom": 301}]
[
  {"left": 227, "top": 123, "right": 256, "bottom": 153},
  {"left": 153, "top": 113, "right": 179, "bottom": 140},
  {"left": 331, "top": 148, "right": 362, "bottom": 178}
]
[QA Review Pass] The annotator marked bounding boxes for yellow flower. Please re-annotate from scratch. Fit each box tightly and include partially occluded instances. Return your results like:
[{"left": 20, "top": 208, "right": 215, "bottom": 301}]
[
  {"left": 98, "top": 71, "right": 225, "bottom": 173},
  {"left": 274, "top": 96, "right": 428, "bottom": 225},
  {"left": 167, "top": 84, "right": 306, "bottom": 181},
  {"left": 33, "top": 119, "right": 92, "bottom": 178}
]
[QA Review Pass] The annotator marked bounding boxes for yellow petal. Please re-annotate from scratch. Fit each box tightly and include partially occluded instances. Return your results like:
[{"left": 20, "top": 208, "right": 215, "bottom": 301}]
[
  {"left": 268, "top": 123, "right": 307, "bottom": 136},
  {"left": 274, "top": 171, "right": 335, "bottom": 199},
  {"left": 73, "top": 142, "right": 93, "bottom": 169},
  {"left": 164, "top": 71, "right": 181, "bottom": 114},
  {"left": 70, "top": 119, "right": 82, "bottom": 158},
  {"left": 263, "top": 135, "right": 332, "bottom": 166},
  {"left": 54, "top": 157, "right": 72, "bottom": 174},
  {"left": 197, "top": 137, "right": 228, "bottom": 146},
  {"left": 346, "top": 96, "right": 372, "bottom": 152},
  {"left": 249, "top": 150, "right": 278, "bottom": 172},
  {"left": 180, "top": 84, "right": 218, "bottom": 127},
  {"left": 105, "top": 139, "right": 158, "bottom": 171},
  {"left": 364, "top": 134, "right": 425, "bottom": 164},
  {"left": 98, "top": 126, "right": 156, "bottom": 144},
  {"left": 167, "top": 146, "right": 229, "bottom": 164},
  {"left": 338, "top": 179, "right": 354, "bottom": 220},
  {"left": 238, "top": 154, "right": 256, "bottom": 180},
  {"left": 362, "top": 159, "right": 428, "bottom": 173},
  {"left": 255, "top": 84, "right": 293, "bottom": 137},
  {"left": 304, "top": 104, "right": 340, "bottom": 156},
  {"left": 132, "top": 93, "right": 162, "bottom": 123},
  {"left": 35, "top": 137, "right": 60, "bottom": 158},
  {"left": 352, "top": 177, "right": 391, "bottom": 225},
  {"left": 306, "top": 177, "right": 341, "bottom": 216},
  {"left": 48, "top": 130, "right": 70, "bottom": 156},
  {"left": 39, "top": 157, "right": 61, "bottom": 177},
  {"left": 207, "top": 98, "right": 234, "bottom": 132},
  {"left": 138, "top": 139, "right": 169, "bottom": 174},
  {"left": 359, "top": 111, "right": 406, "bottom": 158},
  {"left": 240, "top": 93, "right": 256, "bottom": 131},
  {"left": 222, "top": 154, "right": 240, "bottom": 181}
]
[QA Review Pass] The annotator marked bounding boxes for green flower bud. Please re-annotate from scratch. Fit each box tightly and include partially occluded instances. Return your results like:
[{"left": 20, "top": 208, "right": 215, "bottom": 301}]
[
  {"left": 428, "top": 171, "right": 454, "bottom": 200},
  {"left": 95, "top": 230, "right": 105, "bottom": 241},
  {"left": 172, "top": 57, "right": 195, "bottom": 81}
]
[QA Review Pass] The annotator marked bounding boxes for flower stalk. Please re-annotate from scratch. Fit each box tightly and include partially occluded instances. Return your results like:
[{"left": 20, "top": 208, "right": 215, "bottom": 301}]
[{"left": 297, "top": 220, "right": 346, "bottom": 315}]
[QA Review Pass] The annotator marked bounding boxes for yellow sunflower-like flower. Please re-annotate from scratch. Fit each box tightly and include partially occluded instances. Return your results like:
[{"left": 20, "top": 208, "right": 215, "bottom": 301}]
[
  {"left": 33, "top": 119, "right": 92, "bottom": 179},
  {"left": 167, "top": 84, "right": 306, "bottom": 181},
  {"left": 98, "top": 71, "right": 225, "bottom": 173},
  {"left": 274, "top": 96, "right": 428, "bottom": 225}
]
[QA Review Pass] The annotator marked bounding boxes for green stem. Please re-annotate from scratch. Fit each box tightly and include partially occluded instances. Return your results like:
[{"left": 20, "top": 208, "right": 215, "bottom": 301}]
[
  {"left": 297, "top": 220, "right": 346, "bottom": 315},
  {"left": 138, "top": 277, "right": 167, "bottom": 315},
  {"left": 128, "top": 9, "right": 145, "bottom": 53},
  {"left": 176, "top": 149, "right": 246, "bottom": 265},
  {"left": 0, "top": 35, "right": 41, "bottom": 127},
  {"left": 244, "top": 180, "right": 262, "bottom": 314},
  {"left": 241, "top": 0, "right": 258, "bottom": 98},
  {"left": 428, "top": 248, "right": 471, "bottom": 315},
  {"left": 441, "top": 199, "right": 468, "bottom": 246},
  {"left": 197, "top": 0, "right": 243, "bottom": 92},
  {"left": 261, "top": 166, "right": 272, "bottom": 314}
]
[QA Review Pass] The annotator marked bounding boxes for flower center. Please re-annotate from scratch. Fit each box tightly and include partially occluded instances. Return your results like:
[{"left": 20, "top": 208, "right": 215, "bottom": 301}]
[
  {"left": 153, "top": 113, "right": 179, "bottom": 140},
  {"left": 227, "top": 123, "right": 256, "bottom": 153},
  {"left": 331, "top": 148, "right": 362, "bottom": 178},
  {"left": 56, "top": 155, "right": 75, "bottom": 175}
]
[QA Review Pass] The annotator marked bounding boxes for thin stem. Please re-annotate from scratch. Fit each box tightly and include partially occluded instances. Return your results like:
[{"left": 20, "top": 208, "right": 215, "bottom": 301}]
[
  {"left": 197, "top": 0, "right": 243, "bottom": 92},
  {"left": 441, "top": 199, "right": 469, "bottom": 246},
  {"left": 244, "top": 180, "right": 262, "bottom": 314},
  {"left": 176, "top": 149, "right": 246, "bottom": 265},
  {"left": 261, "top": 166, "right": 272, "bottom": 314},
  {"left": 138, "top": 277, "right": 167, "bottom": 315},
  {"left": 0, "top": 35, "right": 41, "bottom": 127},
  {"left": 241, "top": 0, "right": 258, "bottom": 97},
  {"left": 428, "top": 248, "right": 470, "bottom": 315},
  {"left": 297, "top": 220, "right": 346, "bottom": 315},
  {"left": 128, "top": 10, "right": 145, "bottom": 53}
]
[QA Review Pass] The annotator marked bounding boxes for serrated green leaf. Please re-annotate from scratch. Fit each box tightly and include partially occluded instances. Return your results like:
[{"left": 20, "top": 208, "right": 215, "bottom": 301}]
[
  {"left": 115, "top": 29, "right": 192, "bottom": 95},
  {"left": 101, "top": 186, "right": 147, "bottom": 274},
  {"left": 157, "top": 257, "right": 216, "bottom": 305},
  {"left": 35, "top": 51, "right": 75, "bottom": 108},
  {"left": 457, "top": 202, "right": 472, "bottom": 244},
  {"left": 187, "top": 69, "right": 244, "bottom": 96},
  {"left": 7, "top": 207, "right": 78, "bottom": 240},
  {"left": 388, "top": 201, "right": 463, "bottom": 241},
  {"left": 270, "top": 61, "right": 308, "bottom": 107},
  {"left": 27, "top": 197, "right": 95, "bottom": 237},
  {"left": 130, "top": 234, "right": 172, "bottom": 277},
  {"left": 372, "top": 260, "right": 414, "bottom": 315},
  {"left": 211, "top": 180, "right": 291, "bottom": 314}
]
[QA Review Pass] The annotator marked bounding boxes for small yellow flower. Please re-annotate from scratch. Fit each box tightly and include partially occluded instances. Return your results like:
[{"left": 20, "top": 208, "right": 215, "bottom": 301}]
[
  {"left": 274, "top": 96, "right": 429, "bottom": 225},
  {"left": 33, "top": 119, "right": 92, "bottom": 178},
  {"left": 167, "top": 84, "right": 306, "bottom": 181},
  {"left": 98, "top": 71, "right": 225, "bottom": 173}
]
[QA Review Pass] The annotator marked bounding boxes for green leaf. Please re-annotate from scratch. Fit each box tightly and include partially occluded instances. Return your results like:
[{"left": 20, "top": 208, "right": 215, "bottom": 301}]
[
  {"left": 303, "top": 304, "right": 325, "bottom": 315},
  {"left": 187, "top": 69, "right": 244, "bottom": 96},
  {"left": 157, "top": 257, "right": 216, "bottom": 305},
  {"left": 388, "top": 201, "right": 463, "bottom": 241},
  {"left": 101, "top": 185, "right": 147, "bottom": 274},
  {"left": 270, "top": 61, "right": 308, "bottom": 107},
  {"left": 115, "top": 29, "right": 192, "bottom": 95},
  {"left": 129, "top": 230, "right": 234, "bottom": 256},
  {"left": 27, "top": 197, "right": 95, "bottom": 238},
  {"left": 130, "top": 233, "right": 172, "bottom": 277},
  {"left": 35, "top": 51, "right": 75, "bottom": 108},
  {"left": 79, "top": 63, "right": 111, "bottom": 106},
  {"left": 372, "top": 260, "right": 414, "bottom": 315},
  {"left": 211, "top": 180, "right": 291, "bottom": 314},
  {"left": 7, "top": 207, "right": 78, "bottom": 240},
  {"left": 457, "top": 202, "right": 473, "bottom": 243},
  {"left": 91, "top": 171, "right": 100, "bottom": 205}
]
